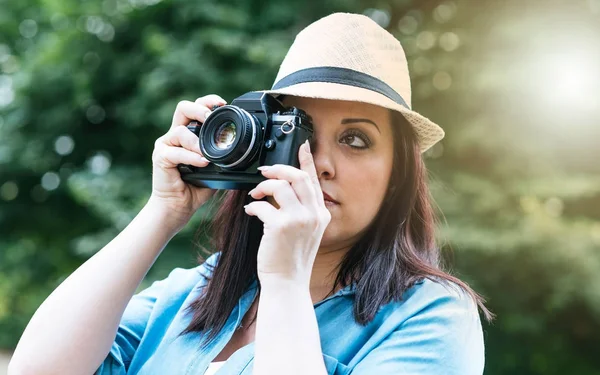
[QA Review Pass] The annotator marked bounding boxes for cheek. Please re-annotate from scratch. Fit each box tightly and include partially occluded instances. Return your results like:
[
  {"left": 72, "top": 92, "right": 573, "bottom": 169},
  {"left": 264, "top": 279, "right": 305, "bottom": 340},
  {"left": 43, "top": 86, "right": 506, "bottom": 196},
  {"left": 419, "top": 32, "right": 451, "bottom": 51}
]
[
  {"left": 329, "top": 154, "right": 392, "bottom": 236},
  {"left": 344, "top": 159, "right": 390, "bottom": 218}
]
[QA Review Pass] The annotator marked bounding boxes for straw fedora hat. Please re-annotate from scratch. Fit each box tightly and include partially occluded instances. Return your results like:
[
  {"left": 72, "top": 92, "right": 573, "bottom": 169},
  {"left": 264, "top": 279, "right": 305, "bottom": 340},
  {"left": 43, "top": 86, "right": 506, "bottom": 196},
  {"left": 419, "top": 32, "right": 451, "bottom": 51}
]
[{"left": 264, "top": 12, "right": 445, "bottom": 153}]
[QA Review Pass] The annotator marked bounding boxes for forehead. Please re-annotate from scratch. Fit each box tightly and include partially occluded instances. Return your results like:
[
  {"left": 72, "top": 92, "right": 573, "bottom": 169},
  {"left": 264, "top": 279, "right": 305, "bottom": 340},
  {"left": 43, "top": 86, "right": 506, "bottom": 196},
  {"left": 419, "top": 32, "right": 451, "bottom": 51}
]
[{"left": 280, "top": 96, "right": 391, "bottom": 131}]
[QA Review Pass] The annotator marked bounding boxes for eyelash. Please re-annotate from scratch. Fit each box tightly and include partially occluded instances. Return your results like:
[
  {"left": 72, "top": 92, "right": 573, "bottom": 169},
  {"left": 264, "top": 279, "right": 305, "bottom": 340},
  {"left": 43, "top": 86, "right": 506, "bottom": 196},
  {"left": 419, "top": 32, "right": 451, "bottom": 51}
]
[{"left": 340, "top": 129, "right": 372, "bottom": 149}]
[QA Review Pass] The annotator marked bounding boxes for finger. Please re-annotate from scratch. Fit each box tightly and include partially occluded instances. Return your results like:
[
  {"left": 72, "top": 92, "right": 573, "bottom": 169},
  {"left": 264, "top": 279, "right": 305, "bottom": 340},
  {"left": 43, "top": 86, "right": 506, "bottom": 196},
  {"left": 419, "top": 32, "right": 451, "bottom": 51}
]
[
  {"left": 195, "top": 94, "right": 227, "bottom": 106},
  {"left": 298, "top": 140, "right": 325, "bottom": 204},
  {"left": 171, "top": 95, "right": 227, "bottom": 129},
  {"left": 257, "top": 164, "right": 317, "bottom": 208},
  {"left": 162, "top": 125, "right": 203, "bottom": 155},
  {"left": 171, "top": 101, "right": 210, "bottom": 130},
  {"left": 249, "top": 179, "right": 300, "bottom": 209},
  {"left": 243, "top": 201, "right": 278, "bottom": 223},
  {"left": 153, "top": 145, "right": 210, "bottom": 168}
]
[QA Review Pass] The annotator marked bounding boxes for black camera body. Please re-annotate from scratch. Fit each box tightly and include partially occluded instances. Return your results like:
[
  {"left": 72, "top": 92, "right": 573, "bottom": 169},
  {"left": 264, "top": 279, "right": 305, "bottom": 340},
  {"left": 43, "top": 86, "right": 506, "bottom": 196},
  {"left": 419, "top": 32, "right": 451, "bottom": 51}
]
[{"left": 177, "top": 91, "right": 314, "bottom": 190}]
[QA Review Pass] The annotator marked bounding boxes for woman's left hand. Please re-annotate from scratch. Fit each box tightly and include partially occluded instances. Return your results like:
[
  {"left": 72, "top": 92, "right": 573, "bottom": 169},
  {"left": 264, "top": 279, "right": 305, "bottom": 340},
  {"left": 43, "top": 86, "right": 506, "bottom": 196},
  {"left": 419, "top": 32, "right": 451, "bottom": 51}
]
[{"left": 244, "top": 140, "right": 331, "bottom": 287}]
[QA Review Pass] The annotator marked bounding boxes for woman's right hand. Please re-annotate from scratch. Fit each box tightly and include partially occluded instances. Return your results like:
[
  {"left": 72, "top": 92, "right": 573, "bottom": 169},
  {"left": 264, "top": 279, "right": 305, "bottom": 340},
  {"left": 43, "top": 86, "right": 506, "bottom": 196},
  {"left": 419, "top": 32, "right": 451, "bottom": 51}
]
[{"left": 147, "top": 94, "right": 227, "bottom": 230}]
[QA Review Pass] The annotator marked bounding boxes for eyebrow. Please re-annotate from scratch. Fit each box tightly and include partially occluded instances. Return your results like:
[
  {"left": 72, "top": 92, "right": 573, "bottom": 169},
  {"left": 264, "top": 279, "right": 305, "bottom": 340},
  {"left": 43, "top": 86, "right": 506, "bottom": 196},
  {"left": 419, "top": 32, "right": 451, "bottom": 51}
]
[{"left": 341, "top": 118, "right": 380, "bottom": 134}]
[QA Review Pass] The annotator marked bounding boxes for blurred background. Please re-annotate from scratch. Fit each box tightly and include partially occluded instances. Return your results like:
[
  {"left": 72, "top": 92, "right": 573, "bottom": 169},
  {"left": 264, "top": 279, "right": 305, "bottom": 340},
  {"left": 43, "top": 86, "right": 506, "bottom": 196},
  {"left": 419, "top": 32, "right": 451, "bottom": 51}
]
[{"left": 1, "top": 0, "right": 599, "bottom": 373}]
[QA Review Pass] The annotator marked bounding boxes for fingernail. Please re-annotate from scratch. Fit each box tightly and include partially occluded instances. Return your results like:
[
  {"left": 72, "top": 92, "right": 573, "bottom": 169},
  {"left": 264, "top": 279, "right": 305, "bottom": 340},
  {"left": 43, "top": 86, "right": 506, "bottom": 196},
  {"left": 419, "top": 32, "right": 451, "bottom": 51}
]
[
  {"left": 257, "top": 166, "right": 270, "bottom": 171},
  {"left": 204, "top": 109, "right": 212, "bottom": 119},
  {"left": 247, "top": 189, "right": 254, "bottom": 196},
  {"left": 304, "top": 140, "right": 311, "bottom": 154}
]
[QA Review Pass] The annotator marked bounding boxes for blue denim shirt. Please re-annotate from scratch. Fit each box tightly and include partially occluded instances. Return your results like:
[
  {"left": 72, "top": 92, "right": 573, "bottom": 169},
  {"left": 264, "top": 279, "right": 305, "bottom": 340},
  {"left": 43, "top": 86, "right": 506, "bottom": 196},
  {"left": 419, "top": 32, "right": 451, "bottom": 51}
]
[{"left": 96, "top": 252, "right": 484, "bottom": 375}]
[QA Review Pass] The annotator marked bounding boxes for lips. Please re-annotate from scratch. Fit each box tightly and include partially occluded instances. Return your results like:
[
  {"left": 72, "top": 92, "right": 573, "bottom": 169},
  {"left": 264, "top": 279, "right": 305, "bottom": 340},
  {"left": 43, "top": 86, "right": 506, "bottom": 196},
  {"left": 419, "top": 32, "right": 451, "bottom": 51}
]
[{"left": 322, "top": 192, "right": 339, "bottom": 204}]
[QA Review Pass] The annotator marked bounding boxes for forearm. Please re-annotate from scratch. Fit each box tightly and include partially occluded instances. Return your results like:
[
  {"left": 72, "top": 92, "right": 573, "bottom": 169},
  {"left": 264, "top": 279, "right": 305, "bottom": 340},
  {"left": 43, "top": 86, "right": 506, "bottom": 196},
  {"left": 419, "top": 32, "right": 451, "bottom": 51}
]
[
  {"left": 9, "top": 200, "right": 182, "bottom": 375},
  {"left": 254, "top": 280, "right": 327, "bottom": 375}
]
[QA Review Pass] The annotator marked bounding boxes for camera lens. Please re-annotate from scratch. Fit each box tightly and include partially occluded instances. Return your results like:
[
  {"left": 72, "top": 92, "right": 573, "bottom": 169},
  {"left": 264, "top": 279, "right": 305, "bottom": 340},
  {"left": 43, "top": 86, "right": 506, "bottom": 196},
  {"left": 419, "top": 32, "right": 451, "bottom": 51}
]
[
  {"left": 199, "top": 105, "right": 262, "bottom": 169},
  {"left": 214, "top": 122, "right": 237, "bottom": 150}
]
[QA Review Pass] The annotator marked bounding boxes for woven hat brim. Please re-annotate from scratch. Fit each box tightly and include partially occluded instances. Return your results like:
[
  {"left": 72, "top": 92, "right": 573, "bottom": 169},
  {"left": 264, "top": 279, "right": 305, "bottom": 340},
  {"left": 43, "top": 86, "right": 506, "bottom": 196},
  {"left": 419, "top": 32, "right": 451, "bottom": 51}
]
[{"left": 264, "top": 82, "right": 444, "bottom": 153}]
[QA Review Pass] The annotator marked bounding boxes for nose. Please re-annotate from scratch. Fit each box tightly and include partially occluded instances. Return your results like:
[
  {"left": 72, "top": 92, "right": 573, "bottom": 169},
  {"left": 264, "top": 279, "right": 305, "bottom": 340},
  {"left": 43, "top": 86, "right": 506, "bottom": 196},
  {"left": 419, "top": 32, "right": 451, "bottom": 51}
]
[{"left": 309, "top": 137, "right": 335, "bottom": 180}]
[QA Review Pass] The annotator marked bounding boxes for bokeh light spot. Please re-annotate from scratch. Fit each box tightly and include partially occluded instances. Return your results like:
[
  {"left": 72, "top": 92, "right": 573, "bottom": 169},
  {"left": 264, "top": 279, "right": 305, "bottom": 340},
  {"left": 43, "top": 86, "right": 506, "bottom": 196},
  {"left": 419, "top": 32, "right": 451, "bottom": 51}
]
[
  {"left": 433, "top": 2, "right": 457, "bottom": 24},
  {"left": 0, "top": 74, "right": 14, "bottom": 107},
  {"left": 0, "top": 181, "right": 18, "bottom": 201},
  {"left": 0, "top": 87, "right": 14, "bottom": 108},
  {"left": 88, "top": 151, "right": 112, "bottom": 175},
  {"left": 117, "top": 0, "right": 133, "bottom": 13},
  {"left": 86, "top": 16, "right": 105, "bottom": 34},
  {"left": 55, "top": 135, "right": 75, "bottom": 156},
  {"left": 103, "top": 0, "right": 119, "bottom": 16},
  {"left": 416, "top": 31, "right": 436, "bottom": 50},
  {"left": 86, "top": 104, "right": 106, "bottom": 124},
  {"left": 0, "top": 45, "right": 10, "bottom": 63},
  {"left": 433, "top": 71, "right": 452, "bottom": 90},
  {"left": 439, "top": 31, "right": 460, "bottom": 51},
  {"left": 41, "top": 172, "right": 61, "bottom": 191},
  {"left": 520, "top": 196, "right": 540, "bottom": 214},
  {"left": 398, "top": 15, "right": 419, "bottom": 35},
  {"left": 51, "top": 13, "right": 70, "bottom": 30},
  {"left": 364, "top": 8, "right": 391, "bottom": 28},
  {"left": 2, "top": 55, "right": 20, "bottom": 74},
  {"left": 98, "top": 23, "right": 115, "bottom": 42},
  {"left": 83, "top": 52, "right": 101, "bottom": 70},
  {"left": 19, "top": 19, "right": 38, "bottom": 39}
]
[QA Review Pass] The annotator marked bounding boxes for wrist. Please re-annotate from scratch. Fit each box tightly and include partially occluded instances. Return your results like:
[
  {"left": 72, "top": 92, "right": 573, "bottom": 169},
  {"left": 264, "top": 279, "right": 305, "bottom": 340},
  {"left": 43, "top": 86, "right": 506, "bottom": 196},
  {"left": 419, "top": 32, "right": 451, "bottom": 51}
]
[
  {"left": 143, "top": 197, "right": 192, "bottom": 234},
  {"left": 258, "top": 273, "right": 310, "bottom": 292}
]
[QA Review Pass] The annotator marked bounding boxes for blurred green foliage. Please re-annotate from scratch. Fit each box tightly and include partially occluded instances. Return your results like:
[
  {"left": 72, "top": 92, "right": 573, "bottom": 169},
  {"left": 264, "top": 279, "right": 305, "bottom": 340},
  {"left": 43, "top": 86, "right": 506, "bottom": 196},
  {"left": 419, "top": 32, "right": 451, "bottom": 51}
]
[{"left": 1, "top": 0, "right": 599, "bottom": 374}]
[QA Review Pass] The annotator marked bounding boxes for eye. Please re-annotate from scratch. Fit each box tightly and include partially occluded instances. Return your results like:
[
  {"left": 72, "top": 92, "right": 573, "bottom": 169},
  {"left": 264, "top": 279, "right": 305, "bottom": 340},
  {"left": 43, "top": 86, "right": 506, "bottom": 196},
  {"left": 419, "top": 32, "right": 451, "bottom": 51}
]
[{"left": 340, "top": 129, "right": 372, "bottom": 149}]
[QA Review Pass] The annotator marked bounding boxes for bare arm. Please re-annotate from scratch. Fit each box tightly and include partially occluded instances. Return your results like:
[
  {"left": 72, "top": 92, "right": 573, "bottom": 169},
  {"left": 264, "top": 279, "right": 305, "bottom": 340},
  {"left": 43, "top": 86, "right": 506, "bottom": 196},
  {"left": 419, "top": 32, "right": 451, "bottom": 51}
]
[
  {"left": 8, "top": 199, "right": 183, "bottom": 375},
  {"left": 254, "top": 280, "right": 328, "bottom": 375},
  {"left": 9, "top": 94, "right": 225, "bottom": 375}
]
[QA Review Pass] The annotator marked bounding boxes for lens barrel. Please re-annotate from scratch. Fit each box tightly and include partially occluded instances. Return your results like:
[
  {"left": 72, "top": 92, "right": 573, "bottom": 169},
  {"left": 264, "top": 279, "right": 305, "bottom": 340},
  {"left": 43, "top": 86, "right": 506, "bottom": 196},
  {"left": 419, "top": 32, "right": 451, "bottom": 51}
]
[{"left": 199, "top": 105, "right": 261, "bottom": 169}]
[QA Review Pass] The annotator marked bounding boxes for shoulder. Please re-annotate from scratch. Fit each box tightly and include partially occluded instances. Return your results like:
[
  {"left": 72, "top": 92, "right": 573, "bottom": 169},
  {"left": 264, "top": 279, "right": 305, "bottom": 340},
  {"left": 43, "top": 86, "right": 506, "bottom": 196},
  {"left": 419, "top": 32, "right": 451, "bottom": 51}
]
[
  {"left": 352, "top": 277, "right": 485, "bottom": 348},
  {"left": 406, "top": 277, "right": 480, "bottom": 315},
  {"left": 140, "top": 252, "right": 222, "bottom": 301},
  {"left": 346, "top": 278, "right": 485, "bottom": 374},
  {"left": 398, "top": 278, "right": 485, "bottom": 360},
  {"left": 392, "top": 277, "right": 483, "bottom": 334},
  {"left": 370, "top": 277, "right": 485, "bottom": 354}
]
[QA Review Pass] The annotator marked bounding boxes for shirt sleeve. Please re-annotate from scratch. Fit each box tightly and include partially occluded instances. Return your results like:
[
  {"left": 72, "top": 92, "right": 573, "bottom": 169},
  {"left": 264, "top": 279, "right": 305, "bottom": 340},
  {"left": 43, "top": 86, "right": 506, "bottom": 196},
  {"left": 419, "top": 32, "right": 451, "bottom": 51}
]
[
  {"left": 95, "top": 252, "right": 220, "bottom": 375},
  {"left": 349, "top": 283, "right": 485, "bottom": 375}
]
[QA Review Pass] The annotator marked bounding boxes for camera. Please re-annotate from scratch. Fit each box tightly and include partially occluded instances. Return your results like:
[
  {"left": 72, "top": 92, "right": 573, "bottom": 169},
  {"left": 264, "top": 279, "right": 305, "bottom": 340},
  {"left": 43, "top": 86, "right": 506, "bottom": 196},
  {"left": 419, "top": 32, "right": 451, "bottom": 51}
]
[{"left": 177, "top": 91, "right": 314, "bottom": 190}]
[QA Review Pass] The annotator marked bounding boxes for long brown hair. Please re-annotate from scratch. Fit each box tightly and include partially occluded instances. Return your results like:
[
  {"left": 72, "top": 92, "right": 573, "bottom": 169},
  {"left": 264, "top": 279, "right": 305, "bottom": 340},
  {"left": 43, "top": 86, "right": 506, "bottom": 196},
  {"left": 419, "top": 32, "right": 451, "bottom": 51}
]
[{"left": 181, "top": 109, "right": 494, "bottom": 349}]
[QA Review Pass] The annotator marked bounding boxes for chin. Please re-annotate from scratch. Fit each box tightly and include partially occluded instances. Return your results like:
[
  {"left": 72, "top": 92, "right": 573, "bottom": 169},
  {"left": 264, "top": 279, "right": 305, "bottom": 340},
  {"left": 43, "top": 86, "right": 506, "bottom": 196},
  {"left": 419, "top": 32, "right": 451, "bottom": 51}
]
[
  {"left": 319, "top": 223, "right": 351, "bottom": 250},
  {"left": 318, "top": 214, "right": 372, "bottom": 252}
]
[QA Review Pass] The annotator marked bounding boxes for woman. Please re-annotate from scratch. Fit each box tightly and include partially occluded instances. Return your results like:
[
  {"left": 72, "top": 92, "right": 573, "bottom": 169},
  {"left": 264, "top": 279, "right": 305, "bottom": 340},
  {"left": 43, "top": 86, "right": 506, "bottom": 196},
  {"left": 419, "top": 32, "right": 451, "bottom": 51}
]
[{"left": 9, "top": 12, "right": 492, "bottom": 375}]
